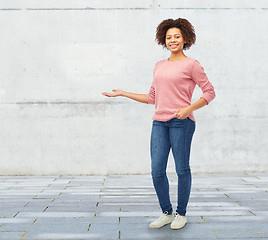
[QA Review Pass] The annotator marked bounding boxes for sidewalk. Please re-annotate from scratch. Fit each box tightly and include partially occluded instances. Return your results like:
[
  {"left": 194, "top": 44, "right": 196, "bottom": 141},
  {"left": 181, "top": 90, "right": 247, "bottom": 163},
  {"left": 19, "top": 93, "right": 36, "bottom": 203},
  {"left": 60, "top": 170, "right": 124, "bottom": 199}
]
[{"left": 0, "top": 172, "right": 268, "bottom": 240}]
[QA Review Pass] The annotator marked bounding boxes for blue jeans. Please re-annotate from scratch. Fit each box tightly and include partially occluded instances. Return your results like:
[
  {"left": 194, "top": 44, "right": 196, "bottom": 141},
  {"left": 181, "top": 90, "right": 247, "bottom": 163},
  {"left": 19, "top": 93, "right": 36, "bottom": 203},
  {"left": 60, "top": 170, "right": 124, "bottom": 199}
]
[{"left": 150, "top": 117, "right": 196, "bottom": 216}]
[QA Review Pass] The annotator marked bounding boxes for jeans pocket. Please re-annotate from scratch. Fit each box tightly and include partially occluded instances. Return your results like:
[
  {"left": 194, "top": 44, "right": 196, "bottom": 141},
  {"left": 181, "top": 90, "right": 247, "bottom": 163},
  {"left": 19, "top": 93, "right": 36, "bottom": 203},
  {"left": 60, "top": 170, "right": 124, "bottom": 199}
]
[
  {"left": 187, "top": 117, "right": 195, "bottom": 124},
  {"left": 175, "top": 117, "right": 187, "bottom": 121}
]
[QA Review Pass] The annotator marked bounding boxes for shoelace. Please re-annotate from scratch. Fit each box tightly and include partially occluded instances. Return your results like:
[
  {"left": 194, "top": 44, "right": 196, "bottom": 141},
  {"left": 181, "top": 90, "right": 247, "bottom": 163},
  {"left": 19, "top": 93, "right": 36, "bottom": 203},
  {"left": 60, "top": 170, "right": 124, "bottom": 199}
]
[
  {"left": 174, "top": 213, "right": 182, "bottom": 220},
  {"left": 158, "top": 211, "right": 169, "bottom": 220}
]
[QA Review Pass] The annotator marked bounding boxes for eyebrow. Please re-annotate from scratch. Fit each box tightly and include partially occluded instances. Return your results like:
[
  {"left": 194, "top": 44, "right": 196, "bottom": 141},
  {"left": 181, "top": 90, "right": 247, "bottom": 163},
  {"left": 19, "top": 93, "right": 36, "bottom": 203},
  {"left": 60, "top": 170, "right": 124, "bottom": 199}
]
[{"left": 166, "top": 34, "right": 181, "bottom": 37}]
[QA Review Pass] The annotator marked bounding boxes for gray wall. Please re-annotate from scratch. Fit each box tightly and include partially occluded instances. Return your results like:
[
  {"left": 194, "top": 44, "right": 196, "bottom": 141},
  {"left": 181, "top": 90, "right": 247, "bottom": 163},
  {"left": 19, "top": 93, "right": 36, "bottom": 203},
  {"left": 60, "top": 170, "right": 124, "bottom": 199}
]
[{"left": 0, "top": 0, "right": 267, "bottom": 175}]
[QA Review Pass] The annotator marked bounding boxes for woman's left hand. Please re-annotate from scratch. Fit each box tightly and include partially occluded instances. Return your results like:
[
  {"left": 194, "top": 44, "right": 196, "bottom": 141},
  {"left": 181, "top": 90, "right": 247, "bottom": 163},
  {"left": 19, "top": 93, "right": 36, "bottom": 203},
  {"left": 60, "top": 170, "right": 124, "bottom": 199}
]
[{"left": 174, "top": 106, "right": 192, "bottom": 119}]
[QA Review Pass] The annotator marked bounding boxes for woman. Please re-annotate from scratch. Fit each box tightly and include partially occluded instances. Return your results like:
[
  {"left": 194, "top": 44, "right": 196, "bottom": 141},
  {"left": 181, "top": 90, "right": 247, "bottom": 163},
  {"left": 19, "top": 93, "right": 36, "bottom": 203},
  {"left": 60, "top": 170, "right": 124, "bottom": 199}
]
[{"left": 102, "top": 18, "right": 215, "bottom": 230}]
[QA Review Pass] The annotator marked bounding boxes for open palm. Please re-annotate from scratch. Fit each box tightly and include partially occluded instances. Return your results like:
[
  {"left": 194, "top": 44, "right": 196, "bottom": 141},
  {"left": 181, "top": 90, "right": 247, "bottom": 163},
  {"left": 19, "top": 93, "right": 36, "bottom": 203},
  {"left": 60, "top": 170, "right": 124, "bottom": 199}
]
[{"left": 102, "top": 89, "right": 123, "bottom": 97}]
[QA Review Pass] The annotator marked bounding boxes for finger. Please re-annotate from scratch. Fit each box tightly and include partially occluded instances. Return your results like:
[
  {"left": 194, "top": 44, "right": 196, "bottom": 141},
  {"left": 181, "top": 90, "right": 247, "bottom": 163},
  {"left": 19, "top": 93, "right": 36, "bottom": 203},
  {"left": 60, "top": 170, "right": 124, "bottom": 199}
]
[{"left": 112, "top": 89, "right": 117, "bottom": 92}]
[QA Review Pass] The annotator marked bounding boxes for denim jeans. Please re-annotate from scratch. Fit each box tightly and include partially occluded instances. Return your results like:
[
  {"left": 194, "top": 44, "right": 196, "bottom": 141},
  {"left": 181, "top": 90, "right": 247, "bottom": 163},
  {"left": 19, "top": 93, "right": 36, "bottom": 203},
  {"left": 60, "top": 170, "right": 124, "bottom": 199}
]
[{"left": 150, "top": 117, "right": 196, "bottom": 216}]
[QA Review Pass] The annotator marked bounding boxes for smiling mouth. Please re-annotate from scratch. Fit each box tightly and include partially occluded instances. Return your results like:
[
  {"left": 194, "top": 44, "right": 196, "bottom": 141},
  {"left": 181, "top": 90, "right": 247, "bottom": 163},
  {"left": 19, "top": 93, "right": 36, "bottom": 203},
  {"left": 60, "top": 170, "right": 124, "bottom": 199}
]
[{"left": 170, "top": 44, "right": 179, "bottom": 49}]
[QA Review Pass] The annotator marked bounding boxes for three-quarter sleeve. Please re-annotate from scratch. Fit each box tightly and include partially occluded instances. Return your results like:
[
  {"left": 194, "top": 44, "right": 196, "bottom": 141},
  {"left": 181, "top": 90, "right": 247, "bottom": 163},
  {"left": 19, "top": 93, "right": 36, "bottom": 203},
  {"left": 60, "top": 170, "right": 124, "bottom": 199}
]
[
  {"left": 146, "top": 62, "right": 158, "bottom": 105},
  {"left": 191, "top": 60, "right": 216, "bottom": 105},
  {"left": 146, "top": 83, "right": 155, "bottom": 104}
]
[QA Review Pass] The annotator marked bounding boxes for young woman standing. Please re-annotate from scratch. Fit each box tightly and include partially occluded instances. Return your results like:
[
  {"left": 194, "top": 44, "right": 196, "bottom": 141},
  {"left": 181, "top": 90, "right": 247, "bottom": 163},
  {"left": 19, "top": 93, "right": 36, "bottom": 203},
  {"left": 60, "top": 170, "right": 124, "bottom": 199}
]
[{"left": 102, "top": 18, "right": 215, "bottom": 230}]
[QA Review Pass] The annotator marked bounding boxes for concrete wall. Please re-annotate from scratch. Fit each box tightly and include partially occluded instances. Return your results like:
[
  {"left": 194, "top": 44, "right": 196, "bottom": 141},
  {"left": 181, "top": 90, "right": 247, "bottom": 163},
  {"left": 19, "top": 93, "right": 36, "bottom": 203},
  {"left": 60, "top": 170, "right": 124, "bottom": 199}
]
[{"left": 0, "top": 0, "right": 267, "bottom": 175}]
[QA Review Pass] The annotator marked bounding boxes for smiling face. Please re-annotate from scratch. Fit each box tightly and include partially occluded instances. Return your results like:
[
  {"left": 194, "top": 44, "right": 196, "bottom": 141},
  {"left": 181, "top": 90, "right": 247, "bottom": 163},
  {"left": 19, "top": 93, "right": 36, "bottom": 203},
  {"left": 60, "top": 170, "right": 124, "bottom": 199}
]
[{"left": 165, "top": 27, "right": 186, "bottom": 53}]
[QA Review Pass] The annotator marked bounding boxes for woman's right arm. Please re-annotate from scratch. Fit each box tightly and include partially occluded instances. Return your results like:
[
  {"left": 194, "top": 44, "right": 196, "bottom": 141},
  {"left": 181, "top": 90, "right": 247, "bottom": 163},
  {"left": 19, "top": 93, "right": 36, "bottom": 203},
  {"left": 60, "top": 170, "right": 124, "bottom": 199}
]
[{"left": 102, "top": 89, "right": 148, "bottom": 104}]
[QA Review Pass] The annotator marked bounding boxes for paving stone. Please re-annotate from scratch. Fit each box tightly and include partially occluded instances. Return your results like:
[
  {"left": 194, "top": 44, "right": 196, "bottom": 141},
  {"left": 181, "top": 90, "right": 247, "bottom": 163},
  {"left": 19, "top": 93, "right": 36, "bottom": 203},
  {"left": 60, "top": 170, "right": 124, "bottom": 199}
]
[
  {"left": 97, "top": 211, "right": 161, "bottom": 217},
  {"left": 0, "top": 196, "right": 32, "bottom": 200},
  {"left": 119, "top": 216, "right": 204, "bottom": 224},
  {"left": 44, "top": 206, "right": 97, "bottom": 212},
  {"left": 23, "top": 232, "right": 104, "bottom": 240},
  {"left": 201, "top": 215, "right": 266, "bottom": 223},
  {"left": 188, "top": 201, "right": 240, "bottom": 207},
  {"left": 187, "top": 210, "right": 252, "bottom": 216},
  {"left": 0, "top": 231, "right": 26, "bottom": 239},
  {"left": 0, "top": 218, "right": 33, "bottom": 224},
  {"left": 216, "top": 239, "right": 268, "bottom": 240},
  {"left": 87, "top": 223, "right": 119, "bottom": 238},
  {"left": 247, "top": 210, "right": 268, "bottom": 217},
  {"left": 21, "top": 201, "right": 55, "bottom": 207},
  {"left": 0, "top": 173, "right": 267, "bottom": 239},
  {"left": 119, "top": 223, "right": 217, "bottom": 239},
  {"left": 187, "top": 206, "right": 248, "bottom": 211},
  {"left": 0, "top": 212, "right": 18, "bottom": 218},
  {"left": 16, "top": 211, "right": 93, "bottom": 218},
  {"left": 100, "top": 202, "right": 159, "bottom": 206},
  {"left": 119, "top": 205, "right": 161, "bottom": 212},
  {"left": 248, "top": 205, "right": 268, "bottom": 211},
  {"left": 0, "top": 206, "right": 45, "bottom": 213},
  {"left": 51, "top": 201, "right": 97, "bottom": 207},
  {"left": 211, "top": 222, "right": 268, "bottom": 238}
]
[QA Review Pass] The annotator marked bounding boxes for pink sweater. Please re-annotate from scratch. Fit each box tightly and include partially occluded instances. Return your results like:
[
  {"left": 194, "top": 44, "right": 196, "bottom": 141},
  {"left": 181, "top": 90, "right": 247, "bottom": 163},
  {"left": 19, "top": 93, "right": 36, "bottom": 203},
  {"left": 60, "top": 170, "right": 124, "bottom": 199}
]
[{"left": 146, "top": 56, "right": 215, "bottom": 122}]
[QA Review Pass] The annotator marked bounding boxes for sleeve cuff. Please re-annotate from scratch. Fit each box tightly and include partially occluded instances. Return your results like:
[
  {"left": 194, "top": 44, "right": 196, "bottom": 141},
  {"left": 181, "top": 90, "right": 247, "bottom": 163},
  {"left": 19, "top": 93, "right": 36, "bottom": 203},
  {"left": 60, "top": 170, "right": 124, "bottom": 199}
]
[
  {"left": 146, "top": 94, "right": 155, "bottom": 105},
  {"left": 201, "top": 92, "right": 215, "bottom": 105}
]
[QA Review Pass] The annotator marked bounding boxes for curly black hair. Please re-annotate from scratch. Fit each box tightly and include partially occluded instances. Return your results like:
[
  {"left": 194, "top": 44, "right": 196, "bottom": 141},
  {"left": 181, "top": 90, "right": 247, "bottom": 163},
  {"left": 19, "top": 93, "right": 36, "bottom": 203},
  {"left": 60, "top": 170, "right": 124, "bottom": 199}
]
[{"left": 155, "top": 18, "right": 196, "bottom": 50}]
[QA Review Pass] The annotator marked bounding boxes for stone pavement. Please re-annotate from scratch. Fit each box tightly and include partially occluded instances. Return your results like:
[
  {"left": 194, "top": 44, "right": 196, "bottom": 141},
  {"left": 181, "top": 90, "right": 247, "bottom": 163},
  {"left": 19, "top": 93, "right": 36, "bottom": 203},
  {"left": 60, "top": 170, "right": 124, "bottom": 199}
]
[{"left": 0, "top": 172, "right": 268, "bottom": 240}]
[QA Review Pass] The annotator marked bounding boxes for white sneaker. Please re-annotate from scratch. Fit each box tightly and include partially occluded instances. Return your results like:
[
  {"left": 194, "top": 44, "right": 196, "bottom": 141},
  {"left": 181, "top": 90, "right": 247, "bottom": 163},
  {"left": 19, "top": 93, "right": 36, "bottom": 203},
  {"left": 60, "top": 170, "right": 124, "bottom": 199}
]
[
  {"left": 170, "top": 213, "right": 187, "bottom": 230},
  {"left": 149, "top": 211, "right": 175, "bottom": 229}
]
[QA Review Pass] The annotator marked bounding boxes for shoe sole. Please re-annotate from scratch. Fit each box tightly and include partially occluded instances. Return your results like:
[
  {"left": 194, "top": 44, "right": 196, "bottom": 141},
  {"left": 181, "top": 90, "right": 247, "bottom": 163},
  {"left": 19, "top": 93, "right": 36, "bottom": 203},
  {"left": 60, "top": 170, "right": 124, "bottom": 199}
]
[
  {"left": 170, "top": 222, "right": 187, "bottom": 230},
  {"left": 149, "top": 221, "right": 174, "bottom": 229}
]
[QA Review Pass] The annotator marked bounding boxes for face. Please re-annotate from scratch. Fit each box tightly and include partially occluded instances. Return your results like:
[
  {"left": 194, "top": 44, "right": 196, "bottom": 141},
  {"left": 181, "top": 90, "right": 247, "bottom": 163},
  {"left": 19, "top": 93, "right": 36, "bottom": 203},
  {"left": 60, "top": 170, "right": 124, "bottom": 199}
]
[{"left": 165, "top": 28, "right": 186, "bottom": 53}]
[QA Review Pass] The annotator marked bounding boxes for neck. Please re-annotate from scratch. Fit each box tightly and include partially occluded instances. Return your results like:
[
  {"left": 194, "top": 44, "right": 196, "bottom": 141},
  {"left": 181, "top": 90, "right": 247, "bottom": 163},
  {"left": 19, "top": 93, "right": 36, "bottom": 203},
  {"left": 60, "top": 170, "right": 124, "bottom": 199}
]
[{"left": 169, "top": 51, "right": 186, "bottom": 60}]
